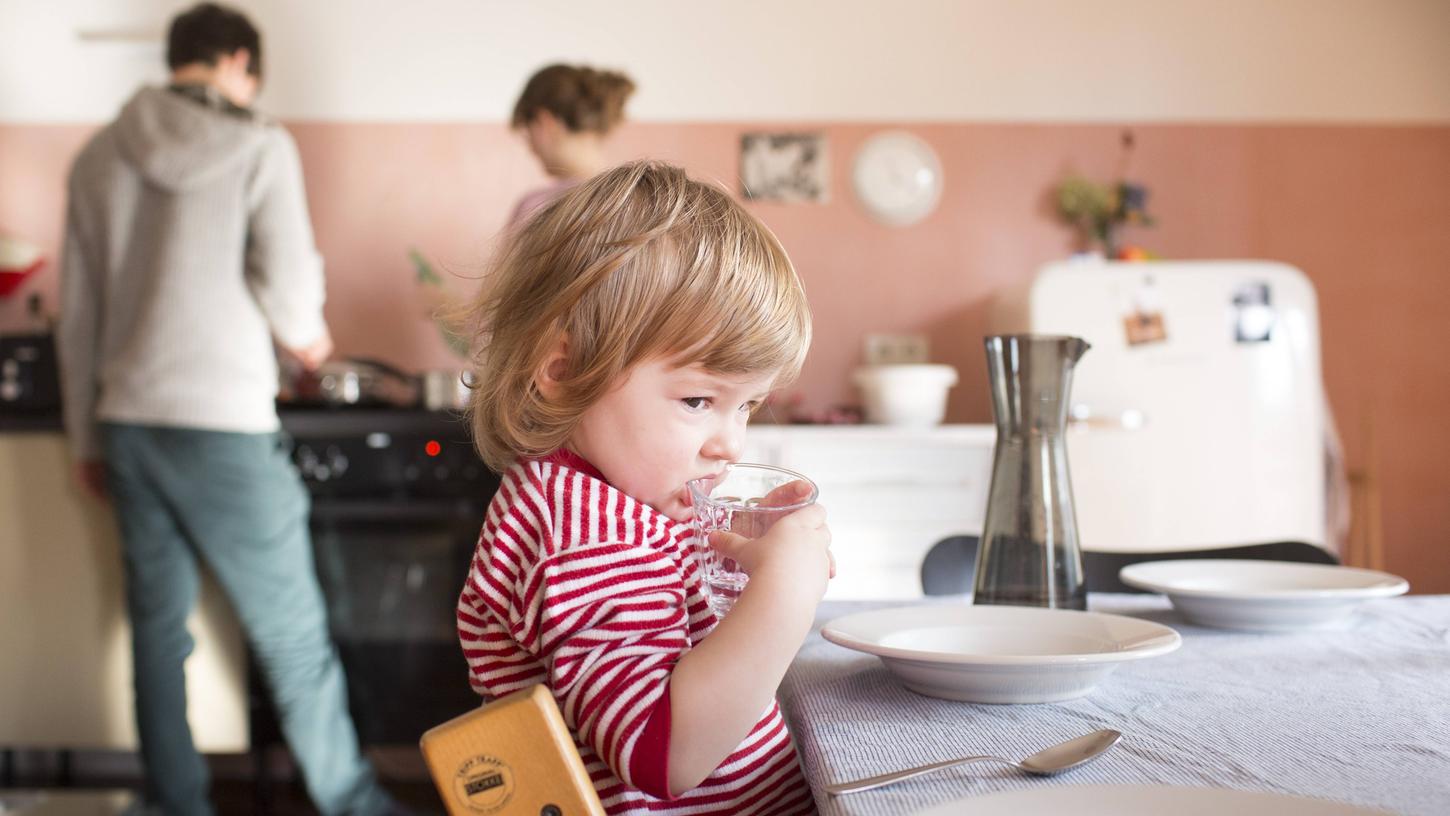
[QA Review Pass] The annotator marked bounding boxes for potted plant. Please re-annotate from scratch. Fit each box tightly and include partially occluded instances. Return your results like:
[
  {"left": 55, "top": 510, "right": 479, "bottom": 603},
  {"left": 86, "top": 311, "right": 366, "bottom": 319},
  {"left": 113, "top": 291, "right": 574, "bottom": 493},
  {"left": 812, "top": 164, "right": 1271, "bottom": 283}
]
[{"left": 1054, "top": 131, "right": 1156, "bottom": 259}]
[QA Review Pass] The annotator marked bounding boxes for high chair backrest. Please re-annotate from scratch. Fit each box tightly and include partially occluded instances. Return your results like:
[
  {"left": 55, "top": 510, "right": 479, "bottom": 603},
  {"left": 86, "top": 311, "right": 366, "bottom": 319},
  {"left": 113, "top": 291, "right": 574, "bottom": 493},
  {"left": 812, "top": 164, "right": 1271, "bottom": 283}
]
[{"left": 420, "top": 684, "right": 606, "bottom": 816}]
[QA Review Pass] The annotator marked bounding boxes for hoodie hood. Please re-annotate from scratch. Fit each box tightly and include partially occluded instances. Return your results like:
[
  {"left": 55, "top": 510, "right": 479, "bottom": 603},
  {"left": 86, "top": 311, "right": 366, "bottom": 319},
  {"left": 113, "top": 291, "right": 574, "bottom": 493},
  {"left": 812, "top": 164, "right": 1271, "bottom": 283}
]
[{"left": 115, "top": 86, "right": 270, "bottom": 192}]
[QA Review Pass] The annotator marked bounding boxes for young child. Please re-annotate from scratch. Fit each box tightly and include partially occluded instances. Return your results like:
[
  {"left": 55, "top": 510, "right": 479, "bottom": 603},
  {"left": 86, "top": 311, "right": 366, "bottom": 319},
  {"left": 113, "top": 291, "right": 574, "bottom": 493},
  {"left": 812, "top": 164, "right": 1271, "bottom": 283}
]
[{"left": 457, "top": 160, "right": 831, "bottom": 813}]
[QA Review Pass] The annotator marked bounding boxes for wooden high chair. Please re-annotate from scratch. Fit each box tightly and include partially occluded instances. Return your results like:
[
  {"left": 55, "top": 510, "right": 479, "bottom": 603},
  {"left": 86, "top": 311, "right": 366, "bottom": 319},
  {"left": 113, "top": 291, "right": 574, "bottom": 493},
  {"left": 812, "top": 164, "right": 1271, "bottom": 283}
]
[{"left": 420, "top": 684, "right": 606, "bottom": 816}]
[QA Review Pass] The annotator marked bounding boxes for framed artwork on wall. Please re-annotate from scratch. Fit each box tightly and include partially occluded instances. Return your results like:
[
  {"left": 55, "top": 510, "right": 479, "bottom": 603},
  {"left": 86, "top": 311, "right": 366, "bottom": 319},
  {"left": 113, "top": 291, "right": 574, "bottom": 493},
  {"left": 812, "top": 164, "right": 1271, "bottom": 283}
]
[{"left": 739, "top": 132, "right": 829, "bottom": 203}]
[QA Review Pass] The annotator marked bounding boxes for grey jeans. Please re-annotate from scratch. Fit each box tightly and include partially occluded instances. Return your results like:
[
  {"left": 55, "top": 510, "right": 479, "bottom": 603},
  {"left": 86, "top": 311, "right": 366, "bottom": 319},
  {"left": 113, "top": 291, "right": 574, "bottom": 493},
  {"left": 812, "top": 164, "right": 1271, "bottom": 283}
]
[{"left": 101, "top": 423, "right": 393, "bottom": 816}]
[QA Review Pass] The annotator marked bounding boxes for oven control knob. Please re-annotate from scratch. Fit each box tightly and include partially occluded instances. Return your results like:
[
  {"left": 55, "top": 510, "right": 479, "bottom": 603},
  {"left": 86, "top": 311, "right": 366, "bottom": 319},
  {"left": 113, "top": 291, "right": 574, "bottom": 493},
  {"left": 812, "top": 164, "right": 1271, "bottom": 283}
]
[
  {"left": 433, "top": 465, "right": 450, "bottom": 481},
  {"left": 295, "top": 445, "right": 319, "bottom": 479},
  {"left": 325, "top": 446, "right": 349, "bottom": 477},
  {"left": 404, "top": 465, "right": 420, "bottom": 481}
]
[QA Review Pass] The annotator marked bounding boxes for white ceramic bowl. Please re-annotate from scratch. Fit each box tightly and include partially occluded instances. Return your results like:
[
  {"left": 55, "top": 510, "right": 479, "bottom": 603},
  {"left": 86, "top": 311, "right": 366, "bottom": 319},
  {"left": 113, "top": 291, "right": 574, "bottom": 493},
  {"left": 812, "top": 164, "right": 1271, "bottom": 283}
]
[
  {"left": 1118, "top": 559, "right": 1409, "bottom": 631},
  {"left": 852, "top": 364, "right": 958, "bottom": 426},
  {"left": 821, "top": 604, "right": 1180, "bottom": 704}
]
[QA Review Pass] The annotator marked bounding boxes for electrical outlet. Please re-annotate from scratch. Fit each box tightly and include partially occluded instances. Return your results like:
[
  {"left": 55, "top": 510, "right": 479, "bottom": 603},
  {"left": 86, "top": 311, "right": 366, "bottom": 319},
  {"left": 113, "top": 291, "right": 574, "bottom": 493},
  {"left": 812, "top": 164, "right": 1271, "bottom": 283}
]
[{"left": 863, "top": 333, "right": 930, "bottom": 365}]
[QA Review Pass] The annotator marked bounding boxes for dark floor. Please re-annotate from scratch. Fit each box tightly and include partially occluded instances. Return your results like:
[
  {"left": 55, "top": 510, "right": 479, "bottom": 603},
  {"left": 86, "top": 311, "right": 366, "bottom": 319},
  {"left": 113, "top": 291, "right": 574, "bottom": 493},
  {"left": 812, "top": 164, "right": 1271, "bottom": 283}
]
[
  {"left": 2, "top": 747, "right": 446, "bottom": 815},
  {"left": 233, "top": 746, "right": 444, "bottom": 815},
  {"left": 213, "top": 778, "right": 444, "bottom": 816}
]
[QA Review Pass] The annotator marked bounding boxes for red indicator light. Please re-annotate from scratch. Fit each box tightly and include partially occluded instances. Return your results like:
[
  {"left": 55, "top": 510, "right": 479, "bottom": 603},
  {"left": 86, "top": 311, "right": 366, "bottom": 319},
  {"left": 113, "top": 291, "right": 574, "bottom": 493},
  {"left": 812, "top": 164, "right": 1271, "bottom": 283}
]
[{"left": 425, "top": 440, "right": 442, "bottom": 457}]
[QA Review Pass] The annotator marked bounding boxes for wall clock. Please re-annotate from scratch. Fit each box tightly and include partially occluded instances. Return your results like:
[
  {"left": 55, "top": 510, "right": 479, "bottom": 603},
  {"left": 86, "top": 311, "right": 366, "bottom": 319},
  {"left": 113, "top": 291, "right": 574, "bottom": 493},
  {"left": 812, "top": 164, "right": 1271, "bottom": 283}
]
[{"left": 851, "top": 130, "right": 943, "bottom": 227}]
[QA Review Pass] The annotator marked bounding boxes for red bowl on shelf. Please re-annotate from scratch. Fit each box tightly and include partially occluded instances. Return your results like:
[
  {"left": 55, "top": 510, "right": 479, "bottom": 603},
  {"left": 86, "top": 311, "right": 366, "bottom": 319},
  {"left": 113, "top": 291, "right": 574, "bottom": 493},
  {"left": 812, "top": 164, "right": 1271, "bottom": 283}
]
[{"left": 0, "top": 236, "right": 44, "bottom": 298}]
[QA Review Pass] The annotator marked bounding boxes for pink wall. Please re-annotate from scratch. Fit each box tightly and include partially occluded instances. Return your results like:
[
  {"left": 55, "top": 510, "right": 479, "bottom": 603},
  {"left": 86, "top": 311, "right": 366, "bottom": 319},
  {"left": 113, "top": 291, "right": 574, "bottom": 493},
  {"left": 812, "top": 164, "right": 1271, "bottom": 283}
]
[{"left": 2, "top": 121, "right": 1448, "bottom": 592}]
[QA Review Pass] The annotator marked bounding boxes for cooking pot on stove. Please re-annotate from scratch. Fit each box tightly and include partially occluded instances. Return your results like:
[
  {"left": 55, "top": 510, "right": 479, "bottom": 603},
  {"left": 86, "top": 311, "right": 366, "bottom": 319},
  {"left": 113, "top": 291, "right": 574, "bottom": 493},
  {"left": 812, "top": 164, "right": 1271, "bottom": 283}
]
[
  {"left": 293, "top": 357, "right": 421, "bottom": 407},
  {"left": 420, "top": 368, "right": 475, "bottom": 411}
]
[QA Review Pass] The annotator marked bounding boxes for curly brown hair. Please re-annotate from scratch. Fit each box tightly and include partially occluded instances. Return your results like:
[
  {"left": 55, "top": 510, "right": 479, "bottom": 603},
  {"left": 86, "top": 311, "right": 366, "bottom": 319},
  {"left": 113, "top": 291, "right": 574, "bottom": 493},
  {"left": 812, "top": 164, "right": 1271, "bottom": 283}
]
[{"left": 510, "top": 64, "right": 636, "bottom": 134}]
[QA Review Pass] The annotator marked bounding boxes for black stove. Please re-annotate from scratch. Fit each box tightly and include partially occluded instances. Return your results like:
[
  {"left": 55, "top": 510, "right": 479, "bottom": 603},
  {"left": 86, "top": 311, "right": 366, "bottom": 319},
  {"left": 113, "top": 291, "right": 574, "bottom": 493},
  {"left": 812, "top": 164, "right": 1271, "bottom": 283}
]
[
  {"left": 279, "top": 406, "right": 492, "bottom": 500},
  {"left": 251, "top": 406, "right": 500, "bottom": 788}
]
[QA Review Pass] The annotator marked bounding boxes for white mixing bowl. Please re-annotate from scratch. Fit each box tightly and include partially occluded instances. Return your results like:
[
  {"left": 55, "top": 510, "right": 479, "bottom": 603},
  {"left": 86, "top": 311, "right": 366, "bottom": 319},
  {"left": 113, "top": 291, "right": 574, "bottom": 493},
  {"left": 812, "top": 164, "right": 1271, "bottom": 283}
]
[{"left": 852, "top": 363, "right": 959, "bottom": 426}]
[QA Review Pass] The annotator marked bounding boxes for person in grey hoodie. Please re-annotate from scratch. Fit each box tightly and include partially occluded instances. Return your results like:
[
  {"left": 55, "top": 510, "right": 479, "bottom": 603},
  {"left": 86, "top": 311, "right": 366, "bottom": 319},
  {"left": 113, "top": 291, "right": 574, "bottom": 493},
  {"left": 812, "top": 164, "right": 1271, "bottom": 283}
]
[{"left": 58, "top": 4, "right": 403, "bottom": 815}]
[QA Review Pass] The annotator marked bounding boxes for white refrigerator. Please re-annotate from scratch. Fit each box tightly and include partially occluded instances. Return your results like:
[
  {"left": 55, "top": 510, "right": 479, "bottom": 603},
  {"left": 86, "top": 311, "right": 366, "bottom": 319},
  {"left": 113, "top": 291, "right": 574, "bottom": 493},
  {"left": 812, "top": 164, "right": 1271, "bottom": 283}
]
[{"left": 992, "top": 260, "right": 1331, "bottom": 556}]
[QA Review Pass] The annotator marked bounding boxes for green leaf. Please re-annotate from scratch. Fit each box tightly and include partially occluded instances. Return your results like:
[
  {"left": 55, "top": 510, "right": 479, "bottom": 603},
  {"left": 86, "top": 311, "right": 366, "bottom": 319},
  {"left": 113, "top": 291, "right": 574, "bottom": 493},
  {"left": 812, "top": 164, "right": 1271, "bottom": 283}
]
[{"left": 409, "top": 246, "right": 443, "bottom": 287}]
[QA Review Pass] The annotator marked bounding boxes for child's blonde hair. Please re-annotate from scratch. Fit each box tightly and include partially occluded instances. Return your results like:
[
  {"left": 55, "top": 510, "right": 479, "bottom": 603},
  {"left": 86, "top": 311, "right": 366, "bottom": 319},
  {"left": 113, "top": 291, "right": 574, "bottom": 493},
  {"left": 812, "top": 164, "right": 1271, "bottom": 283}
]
[{"left": 467, "top": 160, "right": 811, "bottom": 471}]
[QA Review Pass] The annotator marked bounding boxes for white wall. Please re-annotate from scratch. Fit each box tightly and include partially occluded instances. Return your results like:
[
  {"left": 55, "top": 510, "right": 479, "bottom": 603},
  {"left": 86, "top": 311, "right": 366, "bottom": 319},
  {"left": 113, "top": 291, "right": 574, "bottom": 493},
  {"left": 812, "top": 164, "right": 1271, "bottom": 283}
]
[{"left": 3, "top": 0, "right": 1449, "bottom": 123}]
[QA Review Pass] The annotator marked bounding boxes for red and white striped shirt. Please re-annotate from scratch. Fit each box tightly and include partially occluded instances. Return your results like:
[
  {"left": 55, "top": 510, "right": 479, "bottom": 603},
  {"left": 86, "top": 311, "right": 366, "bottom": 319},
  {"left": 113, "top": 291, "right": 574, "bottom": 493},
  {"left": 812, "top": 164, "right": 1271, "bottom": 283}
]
[{"left": 457, "top": 450, "right": 816, "bottom": 815}]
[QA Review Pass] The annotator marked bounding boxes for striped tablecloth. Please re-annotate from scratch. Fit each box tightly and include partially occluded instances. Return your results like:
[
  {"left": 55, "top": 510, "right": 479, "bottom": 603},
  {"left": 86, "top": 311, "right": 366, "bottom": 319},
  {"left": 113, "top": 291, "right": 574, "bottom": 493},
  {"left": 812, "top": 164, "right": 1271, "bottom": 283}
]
[{"left": 778, "top": 594, "right": 1450, "bottom": 815}]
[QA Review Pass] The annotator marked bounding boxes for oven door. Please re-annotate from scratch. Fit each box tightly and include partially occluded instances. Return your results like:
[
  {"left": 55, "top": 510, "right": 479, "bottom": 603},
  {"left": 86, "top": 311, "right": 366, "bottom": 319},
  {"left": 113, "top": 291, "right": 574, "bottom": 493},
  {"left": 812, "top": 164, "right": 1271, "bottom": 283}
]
[{"left": 307, "top": 497, "right": 485, "bottom": 744}]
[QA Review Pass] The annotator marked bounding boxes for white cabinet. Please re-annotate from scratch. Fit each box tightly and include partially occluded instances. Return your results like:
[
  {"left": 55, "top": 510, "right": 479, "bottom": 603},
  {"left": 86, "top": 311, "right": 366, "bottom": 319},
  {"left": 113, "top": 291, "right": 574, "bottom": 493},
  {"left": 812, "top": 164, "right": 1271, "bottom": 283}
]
[
  {"left": 0, "top": 433, "right": 247, "bottom": 750},
  {"left": 742, "top": 424, "right": 996, "bottom": 599}
]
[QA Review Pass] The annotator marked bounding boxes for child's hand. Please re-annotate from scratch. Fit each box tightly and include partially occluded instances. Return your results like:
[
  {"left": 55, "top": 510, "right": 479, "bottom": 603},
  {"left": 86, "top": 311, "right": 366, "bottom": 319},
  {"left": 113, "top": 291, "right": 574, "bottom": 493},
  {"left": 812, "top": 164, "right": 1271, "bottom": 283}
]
[
  {"left": 708, "top": 503, "right": 833, "bottom": 588},
  {"left": 729, "top": 479, "right": 816, "bottom": 539},
  {"left": 758, "top": 479, "right": 814, "bottom": 508}
]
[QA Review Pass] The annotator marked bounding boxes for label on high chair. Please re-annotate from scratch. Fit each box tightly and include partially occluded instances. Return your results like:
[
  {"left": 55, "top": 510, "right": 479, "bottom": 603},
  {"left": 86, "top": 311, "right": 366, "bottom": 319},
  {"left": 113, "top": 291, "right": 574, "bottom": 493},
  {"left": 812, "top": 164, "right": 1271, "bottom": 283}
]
[
  {"left": 453, "top": 754, "right": 514, "bottom": 812},
  {"left": 421, "top": 684, "right": 605, "bottom": 816}
]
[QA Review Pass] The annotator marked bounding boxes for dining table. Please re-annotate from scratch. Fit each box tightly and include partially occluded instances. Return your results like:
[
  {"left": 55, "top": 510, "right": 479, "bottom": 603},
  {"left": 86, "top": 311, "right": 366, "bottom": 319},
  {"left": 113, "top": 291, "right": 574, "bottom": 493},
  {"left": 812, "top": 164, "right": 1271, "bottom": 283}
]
[{"left": 778, "top": 594, "right": 1450, "bottom": 815}]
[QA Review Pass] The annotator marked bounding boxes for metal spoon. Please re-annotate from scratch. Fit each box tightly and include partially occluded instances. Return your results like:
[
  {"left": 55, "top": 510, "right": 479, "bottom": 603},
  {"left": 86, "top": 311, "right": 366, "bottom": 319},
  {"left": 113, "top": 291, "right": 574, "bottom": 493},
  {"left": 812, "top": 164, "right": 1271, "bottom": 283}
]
[{"left": 825, "top": 728, "right": 1122, "bottom": 795}]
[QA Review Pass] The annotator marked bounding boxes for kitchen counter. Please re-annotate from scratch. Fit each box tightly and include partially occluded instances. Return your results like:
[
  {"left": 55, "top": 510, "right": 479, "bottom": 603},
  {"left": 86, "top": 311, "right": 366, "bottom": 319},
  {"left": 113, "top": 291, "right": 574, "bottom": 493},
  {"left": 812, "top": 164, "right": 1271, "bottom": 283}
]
[
  {"left": 741, "top": 423, "right": 995, "bottom": 599},
  {"left": 0, "top": 430, "right": 247, "bottom": 750}
]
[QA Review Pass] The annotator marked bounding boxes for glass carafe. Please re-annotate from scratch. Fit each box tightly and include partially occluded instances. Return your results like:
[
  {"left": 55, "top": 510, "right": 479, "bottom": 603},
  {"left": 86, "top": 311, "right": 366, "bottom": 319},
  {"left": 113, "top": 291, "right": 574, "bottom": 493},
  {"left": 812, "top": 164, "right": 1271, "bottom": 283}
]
[{"left": 973, "top": 334, "right": 1091, "bottom": 609}]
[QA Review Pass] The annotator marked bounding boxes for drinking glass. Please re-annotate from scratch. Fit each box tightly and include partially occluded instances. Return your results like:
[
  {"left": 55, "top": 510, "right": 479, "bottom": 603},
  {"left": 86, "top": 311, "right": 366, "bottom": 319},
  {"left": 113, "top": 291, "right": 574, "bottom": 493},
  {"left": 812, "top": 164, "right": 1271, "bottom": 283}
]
[{"left": 688, "top": 463, "right": 818, "bottom": 617}]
